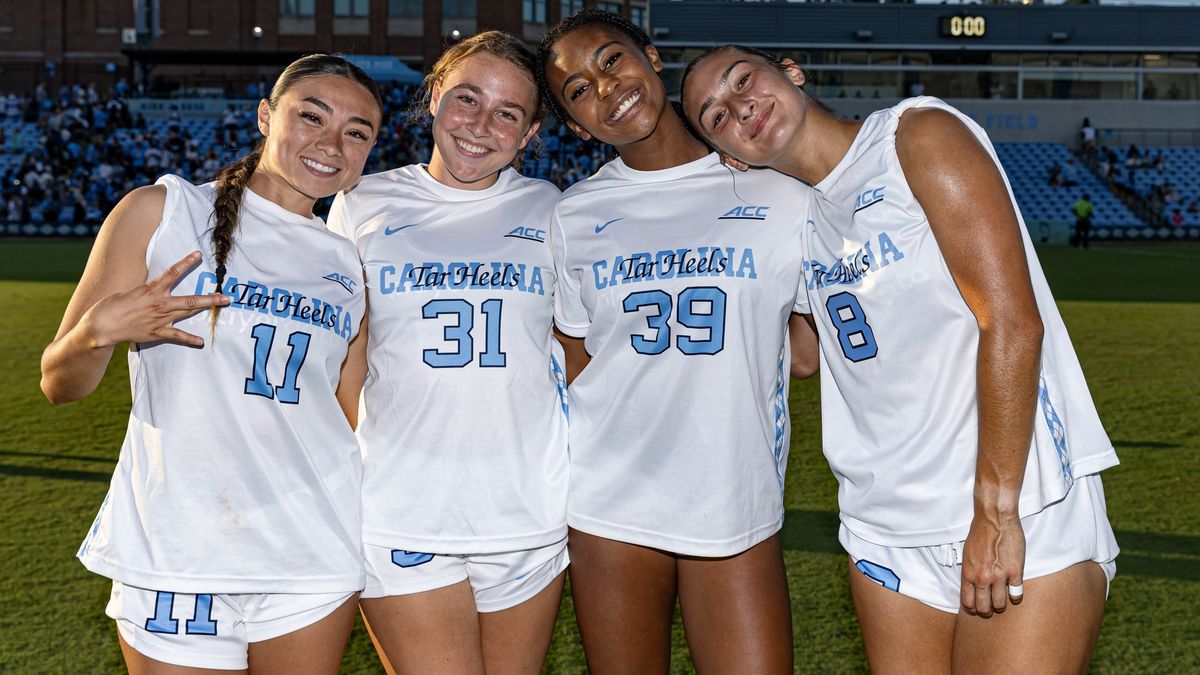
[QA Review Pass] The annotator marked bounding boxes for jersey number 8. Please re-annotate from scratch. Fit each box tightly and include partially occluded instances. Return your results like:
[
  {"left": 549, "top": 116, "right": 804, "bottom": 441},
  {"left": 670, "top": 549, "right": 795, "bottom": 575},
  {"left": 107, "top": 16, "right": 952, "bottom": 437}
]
[{"left": 825, "top": 292, "right": 878, "bottom": 362}]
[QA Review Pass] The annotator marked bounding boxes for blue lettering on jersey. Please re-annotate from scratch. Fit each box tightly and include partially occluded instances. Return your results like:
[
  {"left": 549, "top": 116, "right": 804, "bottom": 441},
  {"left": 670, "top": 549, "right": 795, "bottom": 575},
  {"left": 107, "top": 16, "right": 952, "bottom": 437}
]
[
  {"left": 854, "top": 187, "right": 886, "bottom": 212},
  {"left": 195, "top": 271, "right": 354, "bottom": 341},
  {"left": 592, "top": 247, "right": 757, "bottom": 290},
  {"left": 804, "top": 232, "right": 905, "bottom": 290},
  {"left": 322, "top": 272, "right": 357, "bottom": 293},
  {"left": 719, "top": 205, "right": 770, "bottom": 220},
  {"left": 379, "top": 262, "right": 546, "bottom": 296},
  {"left": 504, "top": 226, "right": 546, "bottom": 242}
]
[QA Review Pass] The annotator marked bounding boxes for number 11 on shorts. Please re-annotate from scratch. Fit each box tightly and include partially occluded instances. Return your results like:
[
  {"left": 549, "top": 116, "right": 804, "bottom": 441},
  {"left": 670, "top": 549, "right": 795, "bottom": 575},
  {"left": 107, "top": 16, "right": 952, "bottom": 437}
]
[{"left": 145, "top": 591, "right": 219, "bottom": 636}]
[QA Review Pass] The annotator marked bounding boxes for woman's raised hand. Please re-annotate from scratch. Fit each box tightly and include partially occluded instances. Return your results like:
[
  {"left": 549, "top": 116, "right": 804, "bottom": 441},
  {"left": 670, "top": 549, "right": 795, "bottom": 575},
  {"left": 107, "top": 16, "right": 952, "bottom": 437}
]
[{"left": 84, "top": 251, "right": 230, "bottom": 348}]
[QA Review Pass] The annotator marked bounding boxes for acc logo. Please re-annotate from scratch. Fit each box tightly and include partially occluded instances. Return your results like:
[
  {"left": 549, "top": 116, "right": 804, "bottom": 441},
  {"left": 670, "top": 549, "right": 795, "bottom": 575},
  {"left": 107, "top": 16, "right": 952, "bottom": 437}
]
[
  {"left": 505, "top": 226, "right": 546, "bottom": 242},
  {"left": 719, "top": 205, "right": 770, "bottom": 220},
  {"left": 854, "top": 187, "right": 885, "bottom": 212},
  {"left": 322, "top": 272, "right": 357, "bottom": 293}
]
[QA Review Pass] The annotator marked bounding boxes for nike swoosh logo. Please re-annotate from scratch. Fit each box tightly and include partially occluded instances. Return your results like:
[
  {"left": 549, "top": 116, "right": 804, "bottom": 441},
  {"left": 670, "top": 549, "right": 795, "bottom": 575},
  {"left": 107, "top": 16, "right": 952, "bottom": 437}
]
[
  {"left": 384, "top": 223, "right": 419, "bottom": 236},
  {"left": 595, "top": 217, "right": 625, "bottom": 234}
]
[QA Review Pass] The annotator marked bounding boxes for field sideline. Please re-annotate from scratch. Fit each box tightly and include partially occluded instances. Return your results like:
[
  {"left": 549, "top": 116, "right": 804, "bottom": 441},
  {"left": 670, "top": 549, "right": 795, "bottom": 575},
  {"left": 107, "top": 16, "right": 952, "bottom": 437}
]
[{"left": 1, "top": 240, "right": 1197, "bottom": 673}]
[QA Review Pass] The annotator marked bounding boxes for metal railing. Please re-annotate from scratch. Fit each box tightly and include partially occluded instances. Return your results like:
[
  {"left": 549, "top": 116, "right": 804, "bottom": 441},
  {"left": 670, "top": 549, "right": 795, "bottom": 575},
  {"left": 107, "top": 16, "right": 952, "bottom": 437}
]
[{"left": 1098, "top": 128, "right": 1200, "bottom": 148}]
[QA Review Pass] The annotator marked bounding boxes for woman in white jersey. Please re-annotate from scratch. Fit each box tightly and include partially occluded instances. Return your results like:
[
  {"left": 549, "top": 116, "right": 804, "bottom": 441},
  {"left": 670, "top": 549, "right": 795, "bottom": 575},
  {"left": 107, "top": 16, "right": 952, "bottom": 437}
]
[
  {"left": 40, "top": 55, "right": 382, "bottom": 672},
  {"left": 537, "top": 12, "right": 817, "bottom": 673},
  {"left": 682, "top": 45, "right": 1120, "bottom": 672},
  {"left": 326, "top": 32, "right": 568, "bottom": 674}
]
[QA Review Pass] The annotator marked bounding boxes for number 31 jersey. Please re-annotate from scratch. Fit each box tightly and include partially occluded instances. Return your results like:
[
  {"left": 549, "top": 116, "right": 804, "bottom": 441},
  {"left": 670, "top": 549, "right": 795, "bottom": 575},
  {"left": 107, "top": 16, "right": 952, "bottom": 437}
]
[
  {"left": 79, "top": 174, "right": 367, "bottom": 594},
  {"left": 328, "top": 166, "right": 569, "bottom": 554},
  {"left": 553, "top": 153, "right": 812, "bottom": 557},
  {"left": 803, "top": 97, "right": 1119, "bottom": 547}
]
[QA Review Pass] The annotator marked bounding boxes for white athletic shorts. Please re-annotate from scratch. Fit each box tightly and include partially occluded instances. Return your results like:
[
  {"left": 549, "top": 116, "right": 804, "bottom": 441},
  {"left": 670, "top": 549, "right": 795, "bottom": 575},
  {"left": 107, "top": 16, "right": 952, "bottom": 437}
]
[
  {"left": 362, "top": 537, "right": 569, "bottom": 612},
  {"left": 840, "top": 472, "right": 1119, "bottom": 614},
  {"left": 106, "top": 581, "right": 355, "bottom": 670}
]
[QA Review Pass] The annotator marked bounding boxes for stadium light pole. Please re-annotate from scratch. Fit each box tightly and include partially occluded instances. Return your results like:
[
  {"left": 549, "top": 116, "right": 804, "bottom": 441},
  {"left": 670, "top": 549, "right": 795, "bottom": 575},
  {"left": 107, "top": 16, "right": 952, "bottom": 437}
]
[{"left": 252, "top": 26, "right": 264, "bottom": 99}]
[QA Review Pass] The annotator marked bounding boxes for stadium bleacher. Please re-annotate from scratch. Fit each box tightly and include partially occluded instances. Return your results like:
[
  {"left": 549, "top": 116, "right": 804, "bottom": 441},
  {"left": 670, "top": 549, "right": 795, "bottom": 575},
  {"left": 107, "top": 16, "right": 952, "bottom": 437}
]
[
  {"left": 1108, "top": 145, "right": 1200, "bottom": 227},
  {"left": 0, "top": 83, "right": 617, "bottom": 236},
  {"left": 993, "top": 142, "right": 1144, "bottom": 229},
  {"left": 3, "top": 83, "right": 1197, "bottom": 239}
]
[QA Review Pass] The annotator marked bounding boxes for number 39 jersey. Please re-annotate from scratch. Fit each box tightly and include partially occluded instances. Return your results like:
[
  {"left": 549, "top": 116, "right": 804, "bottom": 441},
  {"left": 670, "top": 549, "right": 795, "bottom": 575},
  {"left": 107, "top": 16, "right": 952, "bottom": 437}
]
[
  {"left": 553, "top": 153, "right": 813, "bottom": 557},
  {"left": 78, "top": 174, "right": 367, "bottom": 594},
  {"left": 803, "top": 97, "right": 1119, "bottom": 547},
  {"left": 327, "top": 166, "right": 569, "bottom": 554}
]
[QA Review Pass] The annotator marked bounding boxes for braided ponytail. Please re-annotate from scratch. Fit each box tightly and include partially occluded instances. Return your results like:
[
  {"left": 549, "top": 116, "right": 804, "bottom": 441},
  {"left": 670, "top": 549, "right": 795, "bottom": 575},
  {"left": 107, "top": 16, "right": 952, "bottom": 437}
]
[
  {"left": 204, "top": 53, "right": 383, "bottom": 337},
  {"left": 208, "top": 147, "right": 262, "bottom": 335}
]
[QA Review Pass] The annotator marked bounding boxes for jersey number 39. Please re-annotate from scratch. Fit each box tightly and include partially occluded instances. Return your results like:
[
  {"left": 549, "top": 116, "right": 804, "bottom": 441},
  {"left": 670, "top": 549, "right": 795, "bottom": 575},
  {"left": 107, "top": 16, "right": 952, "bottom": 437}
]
[{"left": 623, "top": 287, "right": 727, "bottom": 356}]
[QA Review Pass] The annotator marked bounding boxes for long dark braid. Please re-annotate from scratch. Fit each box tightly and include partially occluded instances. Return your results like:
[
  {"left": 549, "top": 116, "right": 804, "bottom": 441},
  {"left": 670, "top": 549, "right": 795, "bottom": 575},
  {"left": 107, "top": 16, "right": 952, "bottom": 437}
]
[
  {"left": 206, "top": 53, "right": 383, "bottom": 336},
  {"left": 208, "top": 147, "right": 262, "bottom": 334}
]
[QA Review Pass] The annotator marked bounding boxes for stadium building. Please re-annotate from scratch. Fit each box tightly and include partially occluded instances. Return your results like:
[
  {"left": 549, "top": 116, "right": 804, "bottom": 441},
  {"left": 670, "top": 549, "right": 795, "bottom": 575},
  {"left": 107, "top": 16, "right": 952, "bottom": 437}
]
[
  {"left": 0, "top": 1, "right": 648, "bottom": 91},
  {"left": 1, "top": 0, "right": 1198, "bottom": 239},
  {"left": 649, "top": 1, "right": 1200, "bottom": 238}
]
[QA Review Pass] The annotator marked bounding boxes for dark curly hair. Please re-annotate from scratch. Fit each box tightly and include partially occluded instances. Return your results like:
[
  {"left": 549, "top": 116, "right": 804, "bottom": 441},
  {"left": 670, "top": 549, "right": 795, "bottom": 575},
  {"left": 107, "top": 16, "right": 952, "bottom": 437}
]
[{"left": 536, "top": 8, "right": 654, "bottom": 129}]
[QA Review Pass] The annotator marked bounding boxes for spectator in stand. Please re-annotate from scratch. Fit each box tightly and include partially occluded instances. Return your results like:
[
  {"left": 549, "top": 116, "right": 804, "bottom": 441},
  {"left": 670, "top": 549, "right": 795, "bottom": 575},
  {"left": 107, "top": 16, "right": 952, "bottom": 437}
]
[
  {"left": 1187, "top": 199, "right": 1199, "bottom": 214},
  {"left": 1161, "top": 180, "right": 1180, "bottom": 204},
  {"left": 1126, "top": 144, "right": 1142, "bottom": 168},
  {"left": 1, "top": 75, "right": 595, "bottom": 232},
  {"left": 1170, "top": 209, "right": 1184, "bottom": 227},
  {"left": 1048, "top": 160, "right": 1063, "bottom": 187},
  {"left": 1072, "top": 194, "right": 1094, "bottom": 249},
  {"left": 1079, "top": 117, "right": 1096, "bottom": 156},
  {"left": 1061, "top": 157, "right": 1080, "bottom": 188}
]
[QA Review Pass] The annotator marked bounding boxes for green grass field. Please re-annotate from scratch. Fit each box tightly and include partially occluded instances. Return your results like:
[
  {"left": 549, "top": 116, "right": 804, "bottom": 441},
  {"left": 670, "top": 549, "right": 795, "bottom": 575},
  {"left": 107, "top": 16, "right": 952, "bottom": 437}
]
[{"left": 1, "top": 240, "right": 1197, "bottom": 673}]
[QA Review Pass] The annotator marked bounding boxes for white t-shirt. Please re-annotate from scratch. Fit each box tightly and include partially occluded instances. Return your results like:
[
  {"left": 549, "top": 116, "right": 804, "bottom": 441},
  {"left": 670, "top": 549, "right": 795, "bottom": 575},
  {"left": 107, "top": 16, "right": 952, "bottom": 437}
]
[
  {"left": 78, "top": 174, "right": 367, "bottom": 593},
  {"left": 328, "top": 166, "right": 569, "bottom": 554},
  {"left": 802, "top": 97, "right": 1119, "bottom": 547},
  {"left": 553, "top": 153, "right": 813, "bottom": 556}
]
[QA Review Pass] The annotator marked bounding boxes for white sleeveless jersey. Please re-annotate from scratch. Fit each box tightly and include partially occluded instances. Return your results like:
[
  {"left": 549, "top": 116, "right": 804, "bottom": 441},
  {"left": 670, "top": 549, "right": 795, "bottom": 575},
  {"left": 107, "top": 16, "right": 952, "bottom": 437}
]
[
  {"left": 78, "top": 174, "right": 367, "bottom": 593},
  {"left": 553, "top": 153, "right": 812, "bottom": 556},
  {"left": 327, "top": 166, "right": 569, "bottom": 554},
  {"left": 802, "top": 97, "right": 1119, "bottom": 547}
]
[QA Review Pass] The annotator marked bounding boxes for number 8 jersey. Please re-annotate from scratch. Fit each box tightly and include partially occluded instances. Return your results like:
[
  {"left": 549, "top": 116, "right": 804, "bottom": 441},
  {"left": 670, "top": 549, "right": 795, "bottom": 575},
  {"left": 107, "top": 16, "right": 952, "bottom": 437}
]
[
  {"left": 553, "top": 153, "right": 813, "bottom": 557},
  {"left": 79, "top": 174, "right": 367, "bottom": 593},
  {"left": 327, "top": 166, "right": 569, "bottom": 555},
  {"left": 803, "top": 97, "right": 1119, "bottom": 548}
]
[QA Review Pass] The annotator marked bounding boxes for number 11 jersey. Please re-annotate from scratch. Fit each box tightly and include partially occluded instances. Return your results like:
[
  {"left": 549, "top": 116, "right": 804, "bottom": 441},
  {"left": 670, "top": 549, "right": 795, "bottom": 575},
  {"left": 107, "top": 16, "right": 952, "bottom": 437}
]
[{"left": 79, "top": 174, "right": 367, "bottom": 594}]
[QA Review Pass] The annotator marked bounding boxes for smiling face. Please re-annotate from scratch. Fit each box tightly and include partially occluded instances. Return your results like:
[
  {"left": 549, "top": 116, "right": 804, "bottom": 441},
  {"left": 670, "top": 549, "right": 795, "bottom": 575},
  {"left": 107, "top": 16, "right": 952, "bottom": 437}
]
[
  {"left": 252, "top": 74, "right": 381, "bottom": 213},
  {"left": 426, "top": 51, "right": 541, "bottom": 190},
  {"left": 545, "top": 24, "right": 667, "bottom": 148},
  {"left": 682, "top": 48, "right": 807, "bottom": 169}
]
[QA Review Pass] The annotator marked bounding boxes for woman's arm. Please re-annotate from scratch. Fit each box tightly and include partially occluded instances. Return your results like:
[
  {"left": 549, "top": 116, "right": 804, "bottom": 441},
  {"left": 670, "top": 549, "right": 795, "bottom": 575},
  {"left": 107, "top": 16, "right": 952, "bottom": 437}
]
[
  {"left": 553, "top": 326, "right": 591, "bottom": 386},
  {"left": 40, "top": 185, "right": 230, "bottom": 405},
  {"left": 789, "top": 313, "right": 819, "bottom": 380},
  {"left": 336, "top": 315, "right": 369, "bottom": 430},
  {"left": 896, "top": 108, "right": 1045, "bottom": 618}
]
